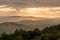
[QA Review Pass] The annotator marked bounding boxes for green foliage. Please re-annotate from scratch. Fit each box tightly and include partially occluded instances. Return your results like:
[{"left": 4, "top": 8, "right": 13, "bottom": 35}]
[
  {"left": 29, "top": 28, "right": 41, "bottom": 39},
  {"left": 0, "top": 28, "right": 41, "bottom": 40},
  {"left": 41, "top": 24, "right": 60, "bottom": 40},
  {"left": 0, "top": 32, "right": 10, "bottom": 40},
  {"left": 1, "top": 24, "right": 60, "bottom": 40},
  {"left": 14, "top": 36, "right": 24, "bottom": 40}
]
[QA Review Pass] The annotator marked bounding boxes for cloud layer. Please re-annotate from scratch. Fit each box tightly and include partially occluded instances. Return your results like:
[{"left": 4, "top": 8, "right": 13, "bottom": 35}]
[
  {"left": 0, "top": 0, "right": 60, "bottom": 18},
  {"left": 0, "top": 0, "right": 60, "bottom": 8}
]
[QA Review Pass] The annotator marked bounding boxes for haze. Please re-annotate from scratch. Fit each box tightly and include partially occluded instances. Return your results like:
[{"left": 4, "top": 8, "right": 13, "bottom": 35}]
[{"left": 0, "top": 0, "right": 60, "bottom": 18}]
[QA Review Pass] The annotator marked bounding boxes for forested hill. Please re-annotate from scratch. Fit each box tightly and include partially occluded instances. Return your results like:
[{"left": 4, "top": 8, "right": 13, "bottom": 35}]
[
  {"left": 41, "top": 24, "right": 60, "bottom": 40},
  {"left": 42, "top": 24, "right": 60, "bottom": 33},
  {"left": 0, "top": 22, "right": 44, "bottom": 34},
  {"left": 0, "top": 24, "right": 60, "bottom": 40}
]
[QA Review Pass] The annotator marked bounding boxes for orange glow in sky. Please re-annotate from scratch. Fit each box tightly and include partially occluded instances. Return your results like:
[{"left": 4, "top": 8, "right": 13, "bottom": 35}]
[
  {"left": 17, "top": 7, "right": 60, "bottom": 18},
  {"left": 0, "top": 5, "right": 60, "bottom": 18}
]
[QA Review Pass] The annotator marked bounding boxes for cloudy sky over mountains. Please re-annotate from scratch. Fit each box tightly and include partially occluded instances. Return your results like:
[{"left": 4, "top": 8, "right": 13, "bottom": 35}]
[
  {"left": 0, "top": 0, "right": 60, "bottom": 18},
  {"left": 0, "top": 0, "right": 60, "bottom": 33}
]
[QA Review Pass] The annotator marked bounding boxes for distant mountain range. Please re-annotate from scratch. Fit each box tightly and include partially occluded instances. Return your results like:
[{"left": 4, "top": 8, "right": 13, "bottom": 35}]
[
  {"left": 0, "top": 16, "right": 42, "bottom": 23},
  {"left": 0, "top": 16, "right": 60, "bottom": 34},
  {"left": 0, "top": 22, "right": 43, "bottom": 34}
]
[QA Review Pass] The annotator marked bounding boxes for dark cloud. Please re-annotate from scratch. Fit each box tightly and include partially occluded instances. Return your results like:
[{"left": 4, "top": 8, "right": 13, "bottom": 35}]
[{"left": 0, "top": 0, "right": 60, "bottom": 9}]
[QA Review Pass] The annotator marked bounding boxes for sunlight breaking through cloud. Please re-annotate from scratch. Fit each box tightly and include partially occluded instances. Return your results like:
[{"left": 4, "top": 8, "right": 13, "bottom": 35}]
[{"left": 0, "top": 6, "right": 60, "bottom": 18}]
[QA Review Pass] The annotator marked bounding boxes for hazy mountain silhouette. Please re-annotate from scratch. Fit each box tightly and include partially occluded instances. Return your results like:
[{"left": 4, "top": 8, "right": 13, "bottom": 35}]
[
  {"left": 0, "top": 16, "right": 60, "bottom": 34},
  {"left": 0, "top": 22, "right": 42, "bottom": 34},
  {"left": 0, "top": 16, "right": 42, "bottom": 23},
  {"left": 18, "top": 18, "right": 60, "bottom": 27}
]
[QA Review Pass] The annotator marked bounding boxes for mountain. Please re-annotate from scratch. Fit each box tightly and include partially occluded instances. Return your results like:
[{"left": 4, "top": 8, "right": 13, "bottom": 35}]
[
  {"left": 0, "top": 16, "right": 60, "bottom": 34},
  {"left": 18, "top": 18, "right": 60, "bottom": 28},
  {"left": 0, "top": 22, "right": 43, "bottom": 34},
  {"left": 41, "top": 24, "right": 60, "bottom": 40},
  {"left": 0, "top": 16, "right": 41, "bottom": 23},
  {"left": 42, "top": 24, "right": 60, "bottom": 33},
  {"left": 18, "top": 18, "right": 60, "bottom": 25}
]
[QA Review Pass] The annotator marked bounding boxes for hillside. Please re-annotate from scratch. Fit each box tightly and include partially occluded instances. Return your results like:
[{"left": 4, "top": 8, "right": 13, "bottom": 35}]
[
  {"left": 41, "top": 24, "right": 60, "bottom": 40},
  {"left": 0, "top": 24, "right": 60, "bottom": 40},
  {"left": 42, "top": 24, "right": 60, "bottom": 33},
  {"left": 0, "top": 22, "right": 42, "bottom": 34}
]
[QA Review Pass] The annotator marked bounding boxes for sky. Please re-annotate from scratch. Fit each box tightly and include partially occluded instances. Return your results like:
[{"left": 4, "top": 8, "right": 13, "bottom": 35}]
[{"left": 0, "top": 0, "right": 60, "bottom": 18}]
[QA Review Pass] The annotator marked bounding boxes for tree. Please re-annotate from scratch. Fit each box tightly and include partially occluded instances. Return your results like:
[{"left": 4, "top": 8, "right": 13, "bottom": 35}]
[
  {"left": 28, "top": 28, "right": 41, "bottom": 39},
  {"left": 0, "top": 32, "right": 10, "bottom": 40},
  {"left": 14, "top": 36, "right": 24, "bottom": 40},
  {"left": 13, "top": 29, "right": 19, "bottom": 38}
]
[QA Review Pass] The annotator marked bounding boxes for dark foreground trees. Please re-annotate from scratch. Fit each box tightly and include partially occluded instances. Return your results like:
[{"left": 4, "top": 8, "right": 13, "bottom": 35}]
[
  {"left": 1, "top": 24, "right": 60, "bottom": 40},
  {"left": 0, "top": 28, "right": 41, "bottom": 40},
  {"left": 41, "top": 24, "right": 60, "bottom": 40}
]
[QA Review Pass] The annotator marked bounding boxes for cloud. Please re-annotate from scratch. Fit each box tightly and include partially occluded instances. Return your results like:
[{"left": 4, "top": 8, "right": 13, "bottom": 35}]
[
  {"left": 0, "top": 0, "right": 60, "bottom": 9},
  {"left": 0, "top": 0, "right": 60, "bottom": 17}
]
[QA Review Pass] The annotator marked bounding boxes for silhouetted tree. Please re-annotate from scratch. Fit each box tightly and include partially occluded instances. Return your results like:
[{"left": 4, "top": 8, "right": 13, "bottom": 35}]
[
  {"left": 14, "top": 36, "right": 24, "bottom": 40},
  {"left": 0, "top": 32, "right": 10, "bottom": 40}
]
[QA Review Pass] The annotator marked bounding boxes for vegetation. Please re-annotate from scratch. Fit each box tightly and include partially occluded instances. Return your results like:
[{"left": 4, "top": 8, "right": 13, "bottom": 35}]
[
  {"left": 1, "top": 24, "right": 60, "bottom": 40},
  {"left": 41, "top": 24, "right": 60, "bottom": 40},
  {"left": 0, "top": 28, "right": 41, "bottom": 40}
]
